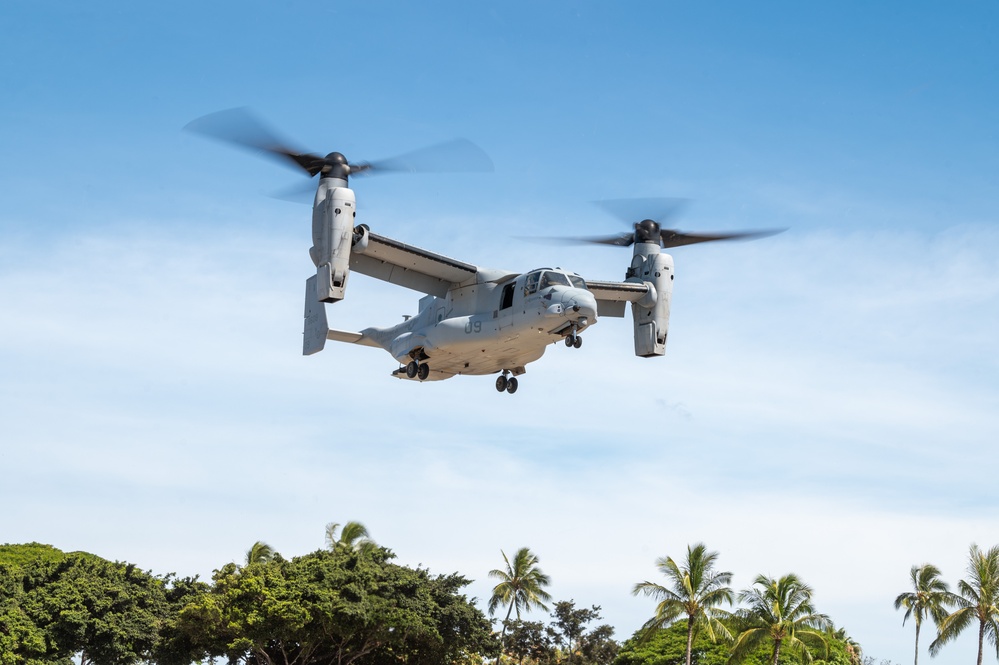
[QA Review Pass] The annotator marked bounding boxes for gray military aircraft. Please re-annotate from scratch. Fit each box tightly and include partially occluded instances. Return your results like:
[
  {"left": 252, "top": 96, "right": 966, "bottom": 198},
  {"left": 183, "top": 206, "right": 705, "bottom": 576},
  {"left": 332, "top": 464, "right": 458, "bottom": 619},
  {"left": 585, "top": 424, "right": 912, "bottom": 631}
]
[{"left": 186, "top": 109, "right": 781, "bottom": 394}]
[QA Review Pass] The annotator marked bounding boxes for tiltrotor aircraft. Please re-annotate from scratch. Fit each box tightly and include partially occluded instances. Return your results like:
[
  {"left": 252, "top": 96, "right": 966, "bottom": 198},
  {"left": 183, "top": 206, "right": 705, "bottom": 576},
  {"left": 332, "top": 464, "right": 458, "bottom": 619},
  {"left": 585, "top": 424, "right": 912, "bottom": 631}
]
[{"left": 186, "top": 109, "right": 781, "bottom": 394}]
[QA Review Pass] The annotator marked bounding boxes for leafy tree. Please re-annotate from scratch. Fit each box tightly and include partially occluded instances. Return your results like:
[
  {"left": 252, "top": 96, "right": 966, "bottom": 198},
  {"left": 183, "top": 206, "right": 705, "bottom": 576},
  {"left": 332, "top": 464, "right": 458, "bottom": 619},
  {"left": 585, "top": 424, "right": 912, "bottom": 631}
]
[
  {"left": 149, "top": 574, "right": 211, "bottom": 665},
  {"left": 502, "top": 602, "right": 618, "bottom": 665},
  {"left": 504, "top": 619, "right": 552, "bottom": 665},
  {"left": 929, "top": 543, "right": 999, "bottom": 665},
  {"left": 547, "top": 601, "right": 618, "bottom": 665},
  {"left": 0, "top": 563, "right": 49, "bottom": 665},
  {"left": 488, "top": 548, "right": 553, "bottom": 658},
  {"left": 729, "top": 574, "right": 830, "bottom": 665},
  {"left": 615, "top": 620, "right": 858, "bottom": 665},
  {"left": 176, "top": 545, "right": 495, "bottom": 665},
  {"left": 632, "top": 543, "right": 734, "bottom": 665},
  {"left": 614, "top": 622, "right": 735, "bottom": 665},
  {"left": 0, "top": 547, "right": 167, "bottom": 665},
  {"left": 893, "top": 564, "right": 953, "bottom": 665}
]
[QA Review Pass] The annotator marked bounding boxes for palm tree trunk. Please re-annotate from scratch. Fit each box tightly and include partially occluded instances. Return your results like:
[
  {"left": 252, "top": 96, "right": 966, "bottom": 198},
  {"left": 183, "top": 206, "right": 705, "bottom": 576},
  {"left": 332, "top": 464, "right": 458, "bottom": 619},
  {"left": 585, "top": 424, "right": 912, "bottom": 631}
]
[
  {"left": 771, "top": 639, "right": 782, "bottom": 665},
  {"left": 977, "top": 620, "right": 984, "bottom": 665},
  {"left": 498, "top": 603, "right": 514, "bottom": 662},
  {"left": 913, "top": 621, "right": 919, "bottom": 665},
  {"left": 685, "top": 617, "right": 694, "bottom": 665}
]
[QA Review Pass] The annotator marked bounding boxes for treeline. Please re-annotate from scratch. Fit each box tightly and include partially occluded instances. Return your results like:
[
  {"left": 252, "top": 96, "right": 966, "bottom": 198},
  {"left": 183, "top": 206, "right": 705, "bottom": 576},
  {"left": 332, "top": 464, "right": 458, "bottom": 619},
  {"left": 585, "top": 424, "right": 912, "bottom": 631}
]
[
  {"left": 0, "top": 538, "right": 494, "bottom": 665},
  {"left": 10, "top": 533, "right": 991, "bottom": 665}
]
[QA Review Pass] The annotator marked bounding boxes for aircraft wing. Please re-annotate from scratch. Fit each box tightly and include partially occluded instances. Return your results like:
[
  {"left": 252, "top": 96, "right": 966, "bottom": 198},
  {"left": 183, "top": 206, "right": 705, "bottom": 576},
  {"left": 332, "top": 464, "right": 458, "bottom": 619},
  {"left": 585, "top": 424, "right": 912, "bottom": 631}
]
[
  {"left": 586, "top": 279, "right": 652, "bottom": 318},
  {"left": 351, "top": 230, "right": 512, "bottom": 296}
]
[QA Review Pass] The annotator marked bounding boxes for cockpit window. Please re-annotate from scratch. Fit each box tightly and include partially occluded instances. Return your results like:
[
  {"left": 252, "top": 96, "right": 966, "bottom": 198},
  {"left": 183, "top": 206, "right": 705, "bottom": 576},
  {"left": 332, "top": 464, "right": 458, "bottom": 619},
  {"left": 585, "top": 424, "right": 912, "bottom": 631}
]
[
  {"left": 568, "top": 275, "right": 586, "bottom": 289},
  {"left": 525, "top": 270, "right": 542, "bottom": 295},
  {"left": 540, "top": 271, "right": 571, "bottom": 288}
]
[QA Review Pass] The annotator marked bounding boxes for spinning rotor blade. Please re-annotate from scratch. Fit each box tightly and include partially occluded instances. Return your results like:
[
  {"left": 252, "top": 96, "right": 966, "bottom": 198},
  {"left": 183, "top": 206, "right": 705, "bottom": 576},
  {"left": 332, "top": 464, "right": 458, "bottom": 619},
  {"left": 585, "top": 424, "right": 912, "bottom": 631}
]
[
  {"left": 183, "top": 108, "right": 326, "bottom": 176},
  {"left": 659, "top": 228, "right": 785, "bottom": 248},
  {"left": 356, "top": 138, "right": 494, "bottom": 175},
  {"left": 185, "top": 108, "right": 493, "bottom": 181},
  {"left": 550, "top": 198, "right": 785, "bottom": 248}
]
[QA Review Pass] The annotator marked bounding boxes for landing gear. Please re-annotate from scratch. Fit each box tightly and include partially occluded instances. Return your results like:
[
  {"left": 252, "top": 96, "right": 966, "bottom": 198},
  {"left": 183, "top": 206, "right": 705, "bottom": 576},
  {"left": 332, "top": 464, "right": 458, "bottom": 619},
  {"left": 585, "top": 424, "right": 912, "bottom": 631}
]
[
  {"left": 565, "top": 333, "right": 582, "bottom": 348},
  {"left": 406, "top": 359, "right": 430, "bottom": 381},
  {"left": 496, "top": 371, "right": 519, "bottom": 394}
]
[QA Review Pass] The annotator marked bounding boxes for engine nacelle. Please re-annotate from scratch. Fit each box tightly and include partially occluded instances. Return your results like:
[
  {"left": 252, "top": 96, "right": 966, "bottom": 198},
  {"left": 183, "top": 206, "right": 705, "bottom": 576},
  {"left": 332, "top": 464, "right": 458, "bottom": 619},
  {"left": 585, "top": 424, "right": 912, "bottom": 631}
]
[
  {"left": 310, "top": 179, "right": 356, "bottom": 303},
  {"left": 628, "top": 242, "right": 674, "bottom": 357}
]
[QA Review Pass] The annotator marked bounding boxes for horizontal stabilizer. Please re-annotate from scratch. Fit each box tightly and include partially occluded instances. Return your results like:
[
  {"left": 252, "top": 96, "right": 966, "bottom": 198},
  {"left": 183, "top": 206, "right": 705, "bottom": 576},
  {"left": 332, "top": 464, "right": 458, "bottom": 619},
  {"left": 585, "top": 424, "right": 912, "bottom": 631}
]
[{"left": 327, "top": 329, "right": 381, "bottom": 348}]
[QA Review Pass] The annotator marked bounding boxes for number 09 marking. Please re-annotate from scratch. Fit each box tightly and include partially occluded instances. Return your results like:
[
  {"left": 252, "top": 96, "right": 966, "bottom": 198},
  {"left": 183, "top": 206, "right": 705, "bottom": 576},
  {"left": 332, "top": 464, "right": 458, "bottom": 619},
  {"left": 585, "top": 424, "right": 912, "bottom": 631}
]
[{"left": 464, "top": 321, "right": 482, "bottom": 334}]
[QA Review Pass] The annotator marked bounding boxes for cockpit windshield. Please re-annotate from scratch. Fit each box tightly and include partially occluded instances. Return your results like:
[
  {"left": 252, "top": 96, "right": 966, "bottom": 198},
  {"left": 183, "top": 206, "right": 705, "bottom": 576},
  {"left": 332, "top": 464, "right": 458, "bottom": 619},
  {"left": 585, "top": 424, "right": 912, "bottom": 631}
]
[
  {"left": 540, "top": 271, "right": 571, "bottom": 288},
  {"left": 525, "top": 269, "right": 586, "bottom": 295}
]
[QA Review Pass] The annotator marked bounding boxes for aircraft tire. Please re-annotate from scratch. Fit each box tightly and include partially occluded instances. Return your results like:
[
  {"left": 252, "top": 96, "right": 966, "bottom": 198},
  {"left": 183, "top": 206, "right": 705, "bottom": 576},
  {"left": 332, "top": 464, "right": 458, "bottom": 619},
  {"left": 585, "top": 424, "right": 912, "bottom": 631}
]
[
  {"left": 506, "top": 377, "right": 519, "bottom": 394},
  {"left": 573, "top": 336, "right": 582, "bottom": 349},
  {"left": 565, "top": 336, "right": 573, "bottom": 347},
  {"left": 495, "top": 375, "right": 508, "bottom": 392},
  {"left": 406, "top": 361, "right": 418, "bottom": 378},
  {"left": 417, "top": 363, "right": 430, "bottom": 381}
]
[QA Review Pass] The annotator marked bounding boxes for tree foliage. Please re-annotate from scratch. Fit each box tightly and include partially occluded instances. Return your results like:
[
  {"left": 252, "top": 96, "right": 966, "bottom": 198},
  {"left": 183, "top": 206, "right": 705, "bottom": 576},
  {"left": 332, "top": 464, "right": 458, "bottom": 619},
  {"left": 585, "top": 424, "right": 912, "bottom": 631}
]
[
  {"left": 174, "top": 544, "right": 495, "bottom": 665},
  {"left": 729, "top": 574, "right": 830, "bottom": 665},
  {"left": 632, "top": 543, "right": 734, "bottom": 665},
  {"left": 502, "top": 600, "right": 618, "bottom": 665},
  {"left": 893, "top": 564, "right": 953, "bottom": 665},
  {"left": 929, "top": 543, "right": 999, "bottom": 665},
  {"left": 0, "top": 544, "right": 170, "bottom": 665},
  {"left": 615, "top": 620, "right": 857, "bottom": 665}
]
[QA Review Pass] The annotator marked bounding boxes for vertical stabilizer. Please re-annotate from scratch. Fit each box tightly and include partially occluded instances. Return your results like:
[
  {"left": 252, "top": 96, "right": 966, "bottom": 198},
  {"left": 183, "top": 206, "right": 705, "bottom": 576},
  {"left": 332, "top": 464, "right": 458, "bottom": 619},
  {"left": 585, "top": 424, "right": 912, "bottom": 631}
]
[{"left": 303, "top": 275, "right": 329, "bottom": 355}]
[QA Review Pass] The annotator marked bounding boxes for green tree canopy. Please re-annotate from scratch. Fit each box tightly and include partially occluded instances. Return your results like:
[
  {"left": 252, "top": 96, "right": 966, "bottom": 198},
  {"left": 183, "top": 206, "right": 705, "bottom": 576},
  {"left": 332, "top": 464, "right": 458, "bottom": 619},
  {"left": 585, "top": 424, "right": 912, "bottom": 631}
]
[
  {"left": 0, "top": 545, "right": 170, "bottom": 665},
  {"left": 175, "top": 544, "right": 495, "bottom": 665}
]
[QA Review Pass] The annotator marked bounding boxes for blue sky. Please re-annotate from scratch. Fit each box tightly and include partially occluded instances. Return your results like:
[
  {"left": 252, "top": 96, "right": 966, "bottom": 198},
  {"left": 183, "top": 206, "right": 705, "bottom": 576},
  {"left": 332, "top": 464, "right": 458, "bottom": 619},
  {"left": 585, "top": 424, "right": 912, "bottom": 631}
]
[{"left": 2, "top": 2, "right": 998, "bottom": 663}]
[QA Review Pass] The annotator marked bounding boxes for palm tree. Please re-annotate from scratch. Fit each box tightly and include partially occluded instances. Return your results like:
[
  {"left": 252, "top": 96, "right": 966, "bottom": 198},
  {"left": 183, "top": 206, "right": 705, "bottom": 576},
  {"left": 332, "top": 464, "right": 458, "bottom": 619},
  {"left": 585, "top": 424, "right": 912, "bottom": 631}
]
[
  {"left": 488, "top": 547, "right": 552, "bottom": 658},
  {"left": 632, "top": 543, "right": 734, "bottom": 665},
  {"left": 324, "top": 520, "right": 376, "bottom": 555},
  {"left": 894, "top": 564, "right": 953, "bottom": 665},
  {"left": 930, "top": 544, "right": 999, "bottom": 665},
  {"left": 729, "top": 573, "right": 830, "bottom": 665},
  {"left": 244, "top": 540, "right": 275, "bottom": 566}
]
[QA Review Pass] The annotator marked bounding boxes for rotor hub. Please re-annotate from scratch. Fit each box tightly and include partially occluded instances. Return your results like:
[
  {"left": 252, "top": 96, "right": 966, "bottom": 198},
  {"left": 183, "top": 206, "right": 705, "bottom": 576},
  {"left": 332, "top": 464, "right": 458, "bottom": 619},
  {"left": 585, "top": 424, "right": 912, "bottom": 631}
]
[
  {"left": 635, "top": 219, "right": 661, "bottom": 244},
  {"left": 321, "top": 152, "right": 351, "bottom": 179}
]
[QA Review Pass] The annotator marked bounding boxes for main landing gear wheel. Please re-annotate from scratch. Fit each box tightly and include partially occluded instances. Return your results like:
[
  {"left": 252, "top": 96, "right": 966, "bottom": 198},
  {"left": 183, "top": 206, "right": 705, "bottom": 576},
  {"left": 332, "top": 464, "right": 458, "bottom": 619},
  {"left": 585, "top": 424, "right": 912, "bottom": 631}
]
[
  {"left": 417, "top": 363, "right": 430, "bottom": 381},
  {"left": 495, "top": 375, "right": 508, "bottom": 392},
  {"left": 506, "top": 377, "right": 519, "bottom": 394},
  {"left": 565, "top": 334, "right": 582, "bottom": 348},
  {"left": 406, "top": 360, "right": 418, "bottom": 378}
]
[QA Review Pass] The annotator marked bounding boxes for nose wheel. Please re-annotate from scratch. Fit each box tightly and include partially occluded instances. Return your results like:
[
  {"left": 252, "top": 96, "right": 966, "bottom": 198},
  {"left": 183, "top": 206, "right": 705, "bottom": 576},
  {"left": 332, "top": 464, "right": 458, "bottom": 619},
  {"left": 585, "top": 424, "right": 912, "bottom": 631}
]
[
  {"left": 495, "top": 373, "right": 519, "bottom": 394},
  {"left": 565, "top": 333, "right": 582, "bottom": 348}
]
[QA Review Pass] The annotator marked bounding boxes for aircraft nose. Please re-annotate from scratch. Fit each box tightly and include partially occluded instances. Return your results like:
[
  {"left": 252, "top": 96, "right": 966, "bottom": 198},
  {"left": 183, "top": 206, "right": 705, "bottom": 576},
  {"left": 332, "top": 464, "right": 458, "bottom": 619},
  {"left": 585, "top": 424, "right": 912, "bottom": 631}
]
[{"left": 563, "top": 288, "right": 598, "bottom": 323}]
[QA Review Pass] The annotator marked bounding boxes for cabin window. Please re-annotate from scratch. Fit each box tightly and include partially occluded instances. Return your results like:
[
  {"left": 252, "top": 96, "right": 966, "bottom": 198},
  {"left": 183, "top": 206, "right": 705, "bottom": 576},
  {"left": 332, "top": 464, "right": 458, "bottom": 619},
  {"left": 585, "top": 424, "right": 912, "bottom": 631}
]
[
  {"left": 569, "top": 275, "right": 587, "bottom": 289},
  {"left": 500, "top": 282, "right": 515, "bottom": 309}
]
